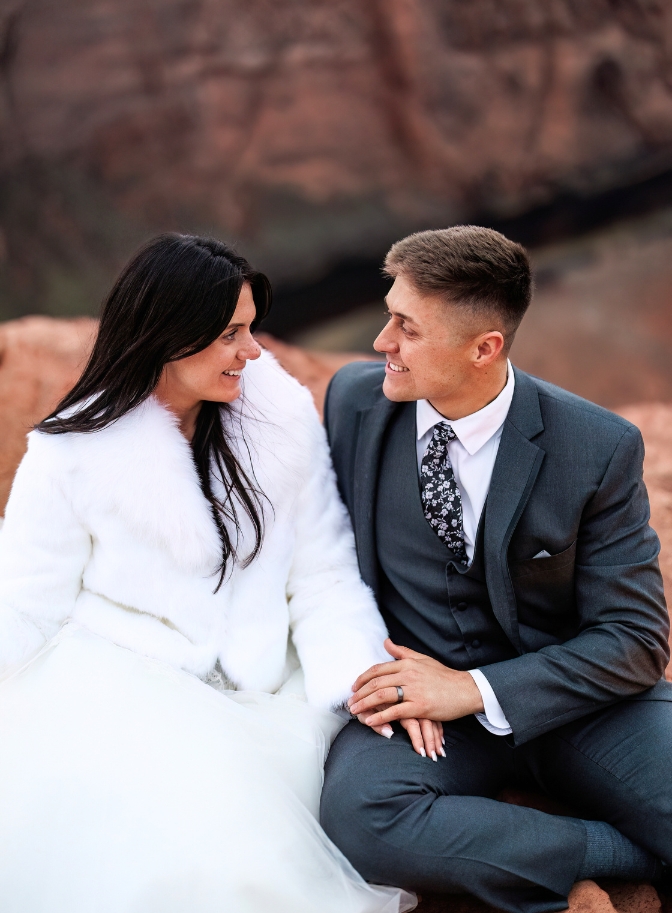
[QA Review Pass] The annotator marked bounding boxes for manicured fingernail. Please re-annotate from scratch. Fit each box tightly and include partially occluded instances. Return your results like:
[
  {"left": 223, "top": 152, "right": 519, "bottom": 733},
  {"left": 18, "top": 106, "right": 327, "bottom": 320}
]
[
  {"left": 419, "top": 747, "right": 426, "bottom": 758},
  {"left": 364, "top": 716, "right": 375, "bottom": 725},
  {"left": 431, "top": 751, "right": 438, "bottom": 762},
  {"left": 381, "top": 726, "right": 394, "bottom": 739},
  {"left": 441, "top": 737, "right": 445, "bottom": 746},
  {"left": 439, "top": 746, "right": 446, "bottom": 758}
]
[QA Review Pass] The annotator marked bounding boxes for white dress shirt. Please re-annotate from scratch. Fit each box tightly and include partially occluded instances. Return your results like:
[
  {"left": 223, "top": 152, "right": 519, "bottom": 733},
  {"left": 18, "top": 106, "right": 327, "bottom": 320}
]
[{"left": 415, "top": 363, "right": 515, "bottom": 736}]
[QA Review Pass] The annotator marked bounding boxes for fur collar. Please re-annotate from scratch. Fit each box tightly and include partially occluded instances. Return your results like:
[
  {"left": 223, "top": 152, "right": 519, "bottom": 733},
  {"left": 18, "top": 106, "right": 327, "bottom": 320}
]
[
  {"left": 64, "top": 396, "right": 222, "bottom": 573},
  {"left": 47, "top": 350, "right": 313, "bottom": 575}
]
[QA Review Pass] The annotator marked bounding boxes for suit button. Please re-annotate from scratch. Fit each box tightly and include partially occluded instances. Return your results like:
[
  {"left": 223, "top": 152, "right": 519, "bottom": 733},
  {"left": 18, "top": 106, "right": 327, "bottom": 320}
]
[
  {"left": 471, "top": 639, "right": 481, "bottom": 649},
  {"left": 456, "top": 602, "right": 467, "bottom": 611}
]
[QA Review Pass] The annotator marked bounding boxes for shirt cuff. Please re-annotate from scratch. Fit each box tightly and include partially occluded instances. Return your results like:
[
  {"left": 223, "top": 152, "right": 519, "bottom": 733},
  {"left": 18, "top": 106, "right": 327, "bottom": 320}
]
[{"left": 468, "top": 669, "right": 512, "bottom": 736}]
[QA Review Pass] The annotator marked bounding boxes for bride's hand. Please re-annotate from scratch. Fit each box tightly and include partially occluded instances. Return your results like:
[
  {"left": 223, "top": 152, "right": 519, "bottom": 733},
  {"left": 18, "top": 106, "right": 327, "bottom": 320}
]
[
  {"left": 354, "top": 706, "right": 444, "bottom": 760},
  {"left": 400, "top": 718, "right": 445, "bottom": 761}
]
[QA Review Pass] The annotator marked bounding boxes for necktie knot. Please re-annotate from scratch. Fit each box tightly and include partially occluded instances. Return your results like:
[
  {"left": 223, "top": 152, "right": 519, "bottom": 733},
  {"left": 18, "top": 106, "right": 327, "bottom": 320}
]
[{"left": 434, "top": 422, "right": 456, "bottom": 444}]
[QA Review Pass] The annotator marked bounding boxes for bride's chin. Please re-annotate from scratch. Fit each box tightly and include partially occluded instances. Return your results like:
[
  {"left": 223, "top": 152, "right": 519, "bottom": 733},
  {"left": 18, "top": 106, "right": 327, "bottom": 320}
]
[{"left": 202, "top": 380, "right": 242, "bottom": 404}]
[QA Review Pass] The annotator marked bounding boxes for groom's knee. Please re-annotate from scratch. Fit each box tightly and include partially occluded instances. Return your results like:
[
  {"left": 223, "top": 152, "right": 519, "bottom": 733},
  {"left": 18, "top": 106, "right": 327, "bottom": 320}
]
[{"left": 320, "top": 721, "right": 440, "bottom": 883}]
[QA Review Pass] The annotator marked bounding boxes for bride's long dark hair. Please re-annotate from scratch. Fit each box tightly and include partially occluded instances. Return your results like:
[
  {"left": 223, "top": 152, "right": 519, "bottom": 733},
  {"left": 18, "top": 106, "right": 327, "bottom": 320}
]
[{"left": 37, "top": 233, "right": 272, "bottom": 584}]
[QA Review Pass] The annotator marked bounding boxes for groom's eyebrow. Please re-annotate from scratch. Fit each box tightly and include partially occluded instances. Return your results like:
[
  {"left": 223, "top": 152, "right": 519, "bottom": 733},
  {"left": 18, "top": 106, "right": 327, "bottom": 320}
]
[{"left": 384, "top": 298, "right": 417, "bottom": 324}]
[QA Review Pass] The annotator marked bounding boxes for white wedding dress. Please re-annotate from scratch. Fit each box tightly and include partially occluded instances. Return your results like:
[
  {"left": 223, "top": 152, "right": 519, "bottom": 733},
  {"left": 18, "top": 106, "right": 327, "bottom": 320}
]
[{"left": 0, "top": 623, "right": 416, "bottom": 913}]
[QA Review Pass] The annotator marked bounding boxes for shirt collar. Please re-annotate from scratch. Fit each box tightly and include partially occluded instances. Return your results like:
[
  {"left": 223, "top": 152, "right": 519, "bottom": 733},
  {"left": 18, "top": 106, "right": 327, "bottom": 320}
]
[{"left": 416, "top": 360, "right": 516, "bottom": 456}]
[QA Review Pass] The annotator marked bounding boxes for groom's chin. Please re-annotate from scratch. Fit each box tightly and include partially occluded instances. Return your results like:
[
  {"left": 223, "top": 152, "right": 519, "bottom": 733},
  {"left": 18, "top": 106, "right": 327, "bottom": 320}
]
[{"left": 382, "top": 376, "right": 414, "bottom": 402}]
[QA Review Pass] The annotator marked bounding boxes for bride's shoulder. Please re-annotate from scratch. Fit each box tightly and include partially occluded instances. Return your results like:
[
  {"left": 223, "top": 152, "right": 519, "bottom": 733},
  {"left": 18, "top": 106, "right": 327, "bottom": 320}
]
[{"left": 26, "top": 398, "right": 185, "bottom": 485}]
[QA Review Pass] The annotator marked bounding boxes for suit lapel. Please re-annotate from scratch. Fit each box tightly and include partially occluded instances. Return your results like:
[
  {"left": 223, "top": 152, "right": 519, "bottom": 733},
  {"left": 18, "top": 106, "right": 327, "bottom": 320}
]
[
  {"left": 484, "top": 370, "right": 545, "bottom": 653},
  {"left": 352, "top": 398, "right": 398, "bottom": 594}
]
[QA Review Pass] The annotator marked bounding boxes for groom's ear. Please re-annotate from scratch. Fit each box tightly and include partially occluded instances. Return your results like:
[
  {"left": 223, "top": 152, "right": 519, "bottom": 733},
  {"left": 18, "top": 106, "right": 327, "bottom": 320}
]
[{"left": 472, "top": 331, "right": 505, "bottom": 368}]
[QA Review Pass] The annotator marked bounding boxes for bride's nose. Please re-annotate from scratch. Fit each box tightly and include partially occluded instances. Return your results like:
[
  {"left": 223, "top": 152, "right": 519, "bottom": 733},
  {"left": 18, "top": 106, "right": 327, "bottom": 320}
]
[{"left": 243, "top": 336, "right": 262, "bottom": 361}]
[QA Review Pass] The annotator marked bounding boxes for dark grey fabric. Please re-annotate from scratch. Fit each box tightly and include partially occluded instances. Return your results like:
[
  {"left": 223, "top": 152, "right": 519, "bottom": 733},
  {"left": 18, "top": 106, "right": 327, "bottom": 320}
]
[
  {"left": 324, "top": 363, "right": 672, "bottom": 745},
  {"left": 322, "top": 363, "right": 672, "bottom": 913},
  {"left": 376, "top": 401, "right": 516, "bottom": 669},
  {"left": 321, "top": 697, "right": 672, "bottom": 913}
]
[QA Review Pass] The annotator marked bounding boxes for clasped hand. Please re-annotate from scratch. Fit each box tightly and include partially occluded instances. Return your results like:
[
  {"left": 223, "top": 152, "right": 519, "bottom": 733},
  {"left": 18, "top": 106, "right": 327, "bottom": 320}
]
[{"left": 348, "top": 638, "right": 485, "bottom": 759}]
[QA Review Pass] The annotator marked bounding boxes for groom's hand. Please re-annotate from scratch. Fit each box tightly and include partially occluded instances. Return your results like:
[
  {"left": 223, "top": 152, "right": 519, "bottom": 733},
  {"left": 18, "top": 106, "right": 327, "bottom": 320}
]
[{"left": 348, "top": 638, "right": 484, "bottom": 727}]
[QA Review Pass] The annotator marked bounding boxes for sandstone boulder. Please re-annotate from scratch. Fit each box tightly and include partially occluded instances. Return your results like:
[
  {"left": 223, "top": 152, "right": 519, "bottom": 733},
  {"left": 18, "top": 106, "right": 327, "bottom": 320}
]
[
  {"left": 0, "top": 317, "right": 670, "bottom": 911},
  {"left": 617, "top": 403, "right": 672, "bottom": 672},
  {"left": 417, "top": 880, "right": 663, "bottom": 913},
  {"left": 0, "top": 316, "right": 96, "bottom": 514},
  {"left": 3, "top": 0, "right": 672, "bottom": 315}
]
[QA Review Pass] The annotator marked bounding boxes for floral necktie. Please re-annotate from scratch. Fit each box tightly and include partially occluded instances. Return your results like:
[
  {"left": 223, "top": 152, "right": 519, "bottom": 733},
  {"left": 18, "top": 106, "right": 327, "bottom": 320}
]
[{"left": 420, "top": 422, "right": 468, "bottom": 566}]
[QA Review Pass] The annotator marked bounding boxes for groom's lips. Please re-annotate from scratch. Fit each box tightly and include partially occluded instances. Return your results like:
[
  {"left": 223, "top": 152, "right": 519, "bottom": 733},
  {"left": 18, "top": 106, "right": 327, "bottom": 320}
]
[{"left": 386, "top": 361, "right": 410, "bottom": 374}]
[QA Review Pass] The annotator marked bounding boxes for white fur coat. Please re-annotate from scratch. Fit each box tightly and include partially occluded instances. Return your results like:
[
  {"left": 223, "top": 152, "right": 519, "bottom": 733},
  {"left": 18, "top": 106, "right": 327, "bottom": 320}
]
[{"left": 0, "top": 350, "right": 390, "bottom": 709}]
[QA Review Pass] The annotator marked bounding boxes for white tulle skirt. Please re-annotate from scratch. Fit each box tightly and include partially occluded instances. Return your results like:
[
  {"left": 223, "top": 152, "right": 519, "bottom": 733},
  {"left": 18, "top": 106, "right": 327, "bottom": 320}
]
[{"left": 0, "top": 624, "right": 415, "bottom": 913}]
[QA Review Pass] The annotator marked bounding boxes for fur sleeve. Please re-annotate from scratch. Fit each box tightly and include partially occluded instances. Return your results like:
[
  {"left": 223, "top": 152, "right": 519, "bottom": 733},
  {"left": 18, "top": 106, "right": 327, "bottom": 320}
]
[
  {"left": 0, "top": 431, "right": 92, "bottom": 673},
  {"left": 286, "top": 404, "right": 391, "bottom": 711}
]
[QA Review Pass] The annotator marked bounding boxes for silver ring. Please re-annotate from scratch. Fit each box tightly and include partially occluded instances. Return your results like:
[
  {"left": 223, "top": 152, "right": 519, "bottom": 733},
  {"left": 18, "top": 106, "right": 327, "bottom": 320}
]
[{"left": 395, "top": 686, "right": 404, "bottom": 704}]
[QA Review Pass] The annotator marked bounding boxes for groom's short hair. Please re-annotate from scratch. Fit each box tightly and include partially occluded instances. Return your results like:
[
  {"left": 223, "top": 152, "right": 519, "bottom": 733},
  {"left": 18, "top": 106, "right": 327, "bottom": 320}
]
[{"left": 384, "top": 226, "right": 532, "bottom": 347}]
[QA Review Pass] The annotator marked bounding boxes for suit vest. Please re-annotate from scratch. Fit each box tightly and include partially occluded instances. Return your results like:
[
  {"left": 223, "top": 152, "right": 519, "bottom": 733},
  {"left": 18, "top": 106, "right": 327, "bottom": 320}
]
[{"left": 375, "top": 402, "right": 517, "bottom": 670}]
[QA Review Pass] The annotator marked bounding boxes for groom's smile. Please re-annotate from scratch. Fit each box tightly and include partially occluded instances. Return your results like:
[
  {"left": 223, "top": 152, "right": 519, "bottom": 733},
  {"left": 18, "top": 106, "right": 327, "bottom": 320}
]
[{"left": 385, "top": 361, "right": 409, "bottom": 373}]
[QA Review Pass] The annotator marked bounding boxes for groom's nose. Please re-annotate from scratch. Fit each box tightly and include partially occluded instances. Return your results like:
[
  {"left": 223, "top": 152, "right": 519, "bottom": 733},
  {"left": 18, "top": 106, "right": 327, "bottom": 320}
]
[{"left": 373, "top": 327, "right": 398, "bottom": 354}]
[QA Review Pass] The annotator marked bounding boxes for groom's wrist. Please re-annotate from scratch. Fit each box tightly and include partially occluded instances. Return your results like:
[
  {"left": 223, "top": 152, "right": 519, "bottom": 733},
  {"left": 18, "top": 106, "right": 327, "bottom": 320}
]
[{"left": 461, "top": 670, "right": 485, "bottom": 715}]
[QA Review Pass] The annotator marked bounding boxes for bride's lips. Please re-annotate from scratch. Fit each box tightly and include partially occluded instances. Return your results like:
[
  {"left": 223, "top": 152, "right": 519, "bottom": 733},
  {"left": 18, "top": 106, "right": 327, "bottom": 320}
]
[{"left": 222, "top": 368, "right": 244, "bottom": 377}]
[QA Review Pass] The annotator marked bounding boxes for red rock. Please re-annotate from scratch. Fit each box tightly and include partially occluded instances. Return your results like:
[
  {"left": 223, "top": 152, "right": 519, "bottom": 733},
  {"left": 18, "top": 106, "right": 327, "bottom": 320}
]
[
  {"left": 616, "top": 404, "right": 672, "bottom": 679},
  {"left": 601, "top": 882, "right": 662, "bottom": 913},
  {"left": 0, "top": 316, "right": 96, "bottom": 514},
  {"left": 256, "top": 332, "right": 381, "bottom": 419},
  {"left": 3, "top": 0, "right": 672, "bottom": 310},
  {"left": 567, "top": 881, "right": 622, "bottom": 913},
  {"left": 417, "top": 880, "right": 662, "bottom": 913},
  {"left": 0, "top": 319, "right": 670, "bottom": 913}
]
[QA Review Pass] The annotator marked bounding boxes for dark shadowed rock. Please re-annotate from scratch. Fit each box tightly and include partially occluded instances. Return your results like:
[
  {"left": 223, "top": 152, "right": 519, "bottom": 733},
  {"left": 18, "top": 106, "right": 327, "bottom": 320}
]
[{"left": 2, "top": 0, "right": 672, "bottom": 315}]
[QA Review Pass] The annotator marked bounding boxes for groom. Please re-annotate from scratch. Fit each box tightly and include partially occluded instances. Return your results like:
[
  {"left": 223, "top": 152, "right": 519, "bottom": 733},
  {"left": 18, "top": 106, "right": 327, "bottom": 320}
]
[{"left": 319, "top": 226, "right": 672, "bottom": 913}]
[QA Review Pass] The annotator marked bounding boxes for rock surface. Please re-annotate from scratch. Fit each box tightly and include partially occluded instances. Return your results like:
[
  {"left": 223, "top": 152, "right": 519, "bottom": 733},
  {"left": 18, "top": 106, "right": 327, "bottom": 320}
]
[
  {"left": 1, "top": 316, "right": 669, "bottom": 663},
  {"left": 416, "top": 880, "right": 663, "bottom": 913},
  {"left": 617, "top": 403, "right": 672, "bottom": 674},
  {"left": 2, "top": 0, "right": 672, "bottom": 315},
  {"left": 291, "top": 209, "right": 672, "bottom": 411},
  {"left": 0, "top": 317, "right": 670, "bottom": 913},
  {"left": 0, "top": 316, "right": 96, "bottom": 513}
]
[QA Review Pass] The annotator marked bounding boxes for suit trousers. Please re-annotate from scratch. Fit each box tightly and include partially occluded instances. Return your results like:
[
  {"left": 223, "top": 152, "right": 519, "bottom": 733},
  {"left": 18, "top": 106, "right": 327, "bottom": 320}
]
[{"left": 320, "top": 699, "right": 672, "bottom": 913}]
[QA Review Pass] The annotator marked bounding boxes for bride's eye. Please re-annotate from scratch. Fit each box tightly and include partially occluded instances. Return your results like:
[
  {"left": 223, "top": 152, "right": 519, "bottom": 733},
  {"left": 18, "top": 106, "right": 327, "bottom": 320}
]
[{"left": 223, "top": 330, "right": 237, "bottom": 341}]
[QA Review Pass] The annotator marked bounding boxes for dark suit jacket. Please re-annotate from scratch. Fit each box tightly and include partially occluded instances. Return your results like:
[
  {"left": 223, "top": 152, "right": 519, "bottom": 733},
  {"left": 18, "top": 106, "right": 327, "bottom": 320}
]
[{"left": 325, "top": 362, "right": 672, "bottom": 745}]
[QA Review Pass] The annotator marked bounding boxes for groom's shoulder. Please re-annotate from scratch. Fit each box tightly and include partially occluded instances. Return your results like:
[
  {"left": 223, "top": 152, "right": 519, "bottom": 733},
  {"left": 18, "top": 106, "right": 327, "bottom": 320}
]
[
  {"left": 519, "top": 369, "right": 639, "bottom": 445},
  {"left": 327, "top": 360, "right": 387, "bottom": 413}
]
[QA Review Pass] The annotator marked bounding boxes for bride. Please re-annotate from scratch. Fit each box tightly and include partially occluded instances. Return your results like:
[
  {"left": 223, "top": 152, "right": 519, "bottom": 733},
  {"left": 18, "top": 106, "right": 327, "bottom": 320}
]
[{"left": 0, "top": 234, "right": 421, "bottom": 912}]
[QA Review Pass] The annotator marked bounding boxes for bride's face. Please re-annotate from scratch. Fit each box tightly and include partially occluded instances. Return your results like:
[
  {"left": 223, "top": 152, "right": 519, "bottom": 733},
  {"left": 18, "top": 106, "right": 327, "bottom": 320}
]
[{"left": 161, "top": 282, "right": 261, "bottom": 407}]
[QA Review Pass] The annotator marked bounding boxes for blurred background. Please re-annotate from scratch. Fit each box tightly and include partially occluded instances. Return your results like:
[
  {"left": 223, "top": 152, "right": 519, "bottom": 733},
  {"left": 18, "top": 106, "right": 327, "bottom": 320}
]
[
  {"left": 0, "top": 0, "right": 671, "bottom": 662},
  {"left": 2, "top": 0, "right": 672, "bottom": 406}
]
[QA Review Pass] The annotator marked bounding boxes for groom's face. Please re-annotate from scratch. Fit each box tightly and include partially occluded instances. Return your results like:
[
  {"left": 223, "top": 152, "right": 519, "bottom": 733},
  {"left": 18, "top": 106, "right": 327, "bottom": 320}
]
[{"left": 374, "top": 274, "right": 481, "bottom": 407}]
